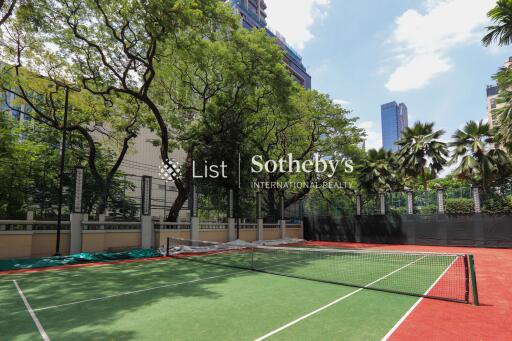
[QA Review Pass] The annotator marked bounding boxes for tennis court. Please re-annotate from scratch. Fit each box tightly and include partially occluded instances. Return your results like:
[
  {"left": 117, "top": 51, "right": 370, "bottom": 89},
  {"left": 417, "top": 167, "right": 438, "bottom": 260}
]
[{"left": 0, "top": 239, "right": 483, "bottom": 341}]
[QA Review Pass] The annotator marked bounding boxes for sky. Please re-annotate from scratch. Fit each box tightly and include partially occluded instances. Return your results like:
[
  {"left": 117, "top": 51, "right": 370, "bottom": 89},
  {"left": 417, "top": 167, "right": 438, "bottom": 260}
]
[{"left": 265, "top": 0, "right": 510, "bottom": 150}]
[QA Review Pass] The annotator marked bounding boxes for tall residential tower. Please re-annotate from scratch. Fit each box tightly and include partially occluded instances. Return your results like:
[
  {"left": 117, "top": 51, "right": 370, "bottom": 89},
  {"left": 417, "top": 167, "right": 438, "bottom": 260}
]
[
  {"left": 381, "top": 101, "right": 408, "bottom": 152},
  {"left": 228, "top": 0, "right": 312, "bottom": 88},
  {"left": 486, "top": 56, "right": 512, "bottom": 128}
]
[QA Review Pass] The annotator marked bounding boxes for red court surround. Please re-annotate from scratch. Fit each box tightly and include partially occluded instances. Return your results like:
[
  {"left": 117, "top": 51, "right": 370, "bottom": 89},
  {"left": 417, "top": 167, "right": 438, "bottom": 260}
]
[{"left": 304, "top": 241, "right": 512, "bottom": 340}]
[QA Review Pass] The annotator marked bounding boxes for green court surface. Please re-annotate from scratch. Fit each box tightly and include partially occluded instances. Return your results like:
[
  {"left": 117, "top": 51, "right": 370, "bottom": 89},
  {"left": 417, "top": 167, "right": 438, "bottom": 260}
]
[{"left": 0, "top": 253, "right": 460, "bottom": 341}]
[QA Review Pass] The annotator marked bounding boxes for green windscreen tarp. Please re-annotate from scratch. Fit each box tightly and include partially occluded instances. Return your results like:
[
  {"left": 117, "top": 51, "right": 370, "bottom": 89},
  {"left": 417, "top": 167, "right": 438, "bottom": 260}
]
[{"left": 0, "top": 249, "right": 162, "bottom": 271}]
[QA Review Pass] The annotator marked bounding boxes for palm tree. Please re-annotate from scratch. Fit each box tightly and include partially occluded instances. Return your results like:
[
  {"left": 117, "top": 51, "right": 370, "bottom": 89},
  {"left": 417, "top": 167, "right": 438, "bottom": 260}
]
[
  {"left": 450, "top": 121, "right": 511, "bottom": 190},
  {"left": 357, "top": 148, "right": 401, "bottom": 194},
  {"left": 482, "top": 0, "right": 512, "bottom": 47},
  {"left": 396, "top": 122, "right": 448, "bottom": 190},
  {"left": 491, "top": 66, "right": 512, "bottom": 152}
]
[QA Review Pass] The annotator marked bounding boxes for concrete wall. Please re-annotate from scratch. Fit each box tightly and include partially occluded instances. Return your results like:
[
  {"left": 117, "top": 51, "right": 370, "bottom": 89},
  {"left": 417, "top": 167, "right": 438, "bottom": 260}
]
[
  {"left": 240, "top": 229, "right": 258, "bottom": 242},
  {"left": 154, "top": 230, "right": 192, "bottom": 248},
  {"left": 263, "top": 229, "right": 281, "bottom": 240},
  {"left": 82, "top": 231, "right": 141, "bottom": 253},
  {"left": 0, "top": 231, "right": 71, "bottom": 259},
  {"left": 286, "top": 228, "right": 303, "bottom": 239},
  {"left": 199, "top": 230, "right": 229, "bottom": 243},
  {"left": 0, "top": 222, "right": 304, "bottom": 260}
]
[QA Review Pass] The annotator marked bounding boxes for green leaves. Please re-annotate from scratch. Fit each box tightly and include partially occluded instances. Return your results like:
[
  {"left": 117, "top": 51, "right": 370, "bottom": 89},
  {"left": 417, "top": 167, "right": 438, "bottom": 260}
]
[
  {"left": 357, "top": 148, "right": 401, "bottom": 194},
  {"left": 396, "top": 121, "right": 448, "bottom": 190},
  {"left": 449, "top": 120, "right": 512, "bottom": 189},
  {"left": 482, "top": 0, "right": 512, "bottom": 47}
]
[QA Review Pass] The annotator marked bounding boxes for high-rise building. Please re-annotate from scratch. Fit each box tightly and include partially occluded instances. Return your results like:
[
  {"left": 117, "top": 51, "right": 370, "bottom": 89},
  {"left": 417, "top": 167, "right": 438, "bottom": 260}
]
[
  {"left": 1, "top": 92, "right": 31, "bottom": 122},
  {"left": 228, "top": 0, "right": 312, "bottom": 88},
  {"left": 486, "top": 57, "right": 512, "bottom": 128},
  {"left": 381, "top": 101, "right": 408, "bottom": 152}
]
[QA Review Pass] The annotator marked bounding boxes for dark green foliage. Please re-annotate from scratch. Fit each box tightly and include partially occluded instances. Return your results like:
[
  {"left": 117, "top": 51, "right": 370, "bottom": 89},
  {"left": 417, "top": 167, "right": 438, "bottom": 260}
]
[
  {"left": 481, "top": 194, "right": 512, "bottom": 214},
  {"left": 445, "top": 198, "right": 474, "bottom": 215},
  {"left": 396, "top": 121, "right": 448, "bottom": 190}
]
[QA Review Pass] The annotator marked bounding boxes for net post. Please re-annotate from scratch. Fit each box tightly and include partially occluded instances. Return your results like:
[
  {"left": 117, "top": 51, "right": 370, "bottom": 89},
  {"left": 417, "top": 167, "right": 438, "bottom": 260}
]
[
  {"left": 166, "top": 237, "right": 170, "bottom": 257},
  {"left": 464, "top": 255, "right": 470, "bottom": 303},
  {"left": 468, "top": 254, "right": 479, "bottom": 306}
]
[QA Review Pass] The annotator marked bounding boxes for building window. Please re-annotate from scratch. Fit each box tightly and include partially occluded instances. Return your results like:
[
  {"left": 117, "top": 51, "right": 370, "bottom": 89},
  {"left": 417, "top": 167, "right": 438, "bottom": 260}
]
[{"left": 490, "top": 98, "right": 497, "bottom": 109}]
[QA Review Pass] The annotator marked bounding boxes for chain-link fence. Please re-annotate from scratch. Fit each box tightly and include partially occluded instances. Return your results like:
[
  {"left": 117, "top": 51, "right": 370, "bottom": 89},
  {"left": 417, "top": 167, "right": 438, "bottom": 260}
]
[
  {"left": 413, "top": 191, "right": 437, "bottom": 215},
  {"left": 385, "top": 192, "right": 408, "bottom": 215}
]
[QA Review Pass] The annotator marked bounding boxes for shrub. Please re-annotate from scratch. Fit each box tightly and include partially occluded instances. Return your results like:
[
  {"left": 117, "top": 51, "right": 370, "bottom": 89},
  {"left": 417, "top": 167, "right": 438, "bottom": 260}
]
[
  {"left": 482, "top": 195, "right": 512, "bottom": 214},
  {"left": 445, "top": 198, "right": 474, "bottom": 215}
]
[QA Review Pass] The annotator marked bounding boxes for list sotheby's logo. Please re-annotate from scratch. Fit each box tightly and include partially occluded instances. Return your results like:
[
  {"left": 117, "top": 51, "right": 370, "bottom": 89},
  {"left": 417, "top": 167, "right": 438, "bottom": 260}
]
[
  {"left": 159, "top": 159, "right": 228, "bottom": 180},
  {"left": 159, "top": 154, "right": 353, "bottom": 181},
  {"left": 251, "top": 153, "right": 354, "bottom": 177}
]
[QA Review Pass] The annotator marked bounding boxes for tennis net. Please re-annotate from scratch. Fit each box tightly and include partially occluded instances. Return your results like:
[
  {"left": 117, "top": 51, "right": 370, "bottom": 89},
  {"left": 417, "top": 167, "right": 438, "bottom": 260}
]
[{"left": 163, "top": 238, "right": 477, "bottom": 304}]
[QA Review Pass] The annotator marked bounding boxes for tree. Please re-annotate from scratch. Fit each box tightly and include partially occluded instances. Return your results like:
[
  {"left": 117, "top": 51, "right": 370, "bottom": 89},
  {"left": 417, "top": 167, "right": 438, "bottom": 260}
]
[
  {"left": 0, "top": 40, "right": 144, "bottom": 217},
  {"left": 153, "top": 28, "right": 295, "bottom": 220},
  {"left": 0, "top": 0, "right": 16, "bottom": 27},
  {"left": 396, "top": 121, "right": 448, "bottom": 190},
  {"left": 16, "top": 0, "right": 249, "bottom": 221},
  {"left": 357, "top": 148, "right": 402, "bottom": 194},
  {"left": 482, "top": 0, "right": 512, "bottom": 47},
  {"left": 246, "top": 88, "right": 362, "bottom": 219},
  {"left": 450, "top": 120, "right": 511, "bottom": 190},
  {"left": 490, "top": 67, "right": 512, "bottom": 152}
]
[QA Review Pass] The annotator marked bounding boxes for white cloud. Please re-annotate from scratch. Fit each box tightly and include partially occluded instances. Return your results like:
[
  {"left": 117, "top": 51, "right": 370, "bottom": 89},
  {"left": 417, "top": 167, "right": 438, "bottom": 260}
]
[
  {"left": 265, "top": 0, "right": 330, "bottom": 51},
  {"left": 386, "top": 0, "right": 496, "bottom": 92},
  {"left": 358, "top": 121, "right": 382, "bottom": 151},
  {"left": 333, "top": 98, "right": 351, "bottom": 106}
]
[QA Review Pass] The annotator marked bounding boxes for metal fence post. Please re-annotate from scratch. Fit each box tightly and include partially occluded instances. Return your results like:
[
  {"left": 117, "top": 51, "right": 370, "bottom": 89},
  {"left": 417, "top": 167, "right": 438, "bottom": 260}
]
[
  {"left": 256, "top": 192, "right": 263, "bottom": 241},
  {"left": 228, "top": 189, "right": 236, "bottom": 241},
  {"left": 279, "top": 194, "right": 286, "bottom": 239},
  {"left": 189, "top": 182, "right": 199, "bottom": 241}
]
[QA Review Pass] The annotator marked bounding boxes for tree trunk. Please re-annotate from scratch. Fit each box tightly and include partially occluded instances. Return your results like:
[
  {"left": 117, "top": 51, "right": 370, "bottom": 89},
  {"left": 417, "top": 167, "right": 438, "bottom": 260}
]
[{"left": 166, "top": 150, "right": 193, "bottom": 222}]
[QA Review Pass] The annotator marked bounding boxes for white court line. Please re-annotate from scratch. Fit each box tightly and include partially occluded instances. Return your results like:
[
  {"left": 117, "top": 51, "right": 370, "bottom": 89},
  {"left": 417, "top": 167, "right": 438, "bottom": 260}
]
[
  {"left": 13, "top": 280, "right": 50, "bottom": 341},
  {"left": 30, "top": 254, "right": 314, "bottom": 313},
  {"left": 380, "top": 257, "right": 460, "bottom": 341},
  {"left": 30, "top": 269, "right": 248, "bottom": 313},
  {"left": 254, "top": 256, "right": 427, "bottom": 341}
]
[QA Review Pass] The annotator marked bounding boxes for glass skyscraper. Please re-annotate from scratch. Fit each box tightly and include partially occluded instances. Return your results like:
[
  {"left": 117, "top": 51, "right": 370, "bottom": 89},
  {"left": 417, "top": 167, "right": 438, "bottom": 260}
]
[
  {"left": 228, "top": 0, "right": 312, "bottom": 89},
  {"left": 381, "top": 101, "right": 408, "bottom": 152}
]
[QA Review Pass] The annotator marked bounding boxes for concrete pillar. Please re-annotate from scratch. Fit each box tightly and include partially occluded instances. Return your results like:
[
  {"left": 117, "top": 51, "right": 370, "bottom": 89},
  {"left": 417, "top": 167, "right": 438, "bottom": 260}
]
[
  {"left": 437, "top": 188, "right": 445, "bottom": 214},
  {"left": 379, "top": 192, "right": 386, "bottom": 215},
  {"left": 141, "top": 175, "right": 153, "bottom": 248},
  {"left": 279, "top": 194, "right": 285, "bottom": 220},
  {"left": 472, "top": 186, "right": 481, "bottom": 213},
  {"left": 280, "top": 219, "right": 286, "bottom": 239},
  {"left": 74, "top": 167, "right": 84, "bottom": 213},
  {"left": 406, "top": 190, "right": 414, "bottom": 215},
  {"left": 99, "top": 214, "right": 105, "bottom": 230},
  {"left": 190, "top": 182, "right": 199, "bottom": 241},
  {"left": 26, "top": 211, "right": 34, "bottom": 231},
  {"left": 257, "top": 219, "right": 264, "bottom": 241},
  {"left": 70, "top": 213, "right": 83, "bottom": 254},
  {"left": 228, "top": 218, "right": 236, "bottom": 241},
  {"left": 141, "top": 215, "right": 153, "bottom": 248},
  {"left": 356, "top": 194, "right": 362, "bottom": 216}
]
